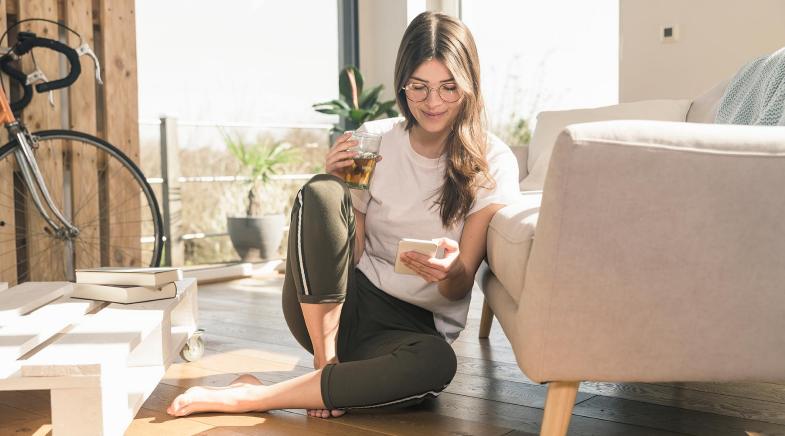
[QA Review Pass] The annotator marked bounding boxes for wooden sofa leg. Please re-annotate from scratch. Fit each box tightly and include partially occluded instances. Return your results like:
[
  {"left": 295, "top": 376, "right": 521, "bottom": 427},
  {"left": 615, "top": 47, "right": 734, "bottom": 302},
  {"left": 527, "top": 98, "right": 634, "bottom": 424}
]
[
  {"left": 540, "top": 381, "right": 580, "bottom": 436},
  {"left": 479, "top": 298, "right": 494, "bottom": 338}
]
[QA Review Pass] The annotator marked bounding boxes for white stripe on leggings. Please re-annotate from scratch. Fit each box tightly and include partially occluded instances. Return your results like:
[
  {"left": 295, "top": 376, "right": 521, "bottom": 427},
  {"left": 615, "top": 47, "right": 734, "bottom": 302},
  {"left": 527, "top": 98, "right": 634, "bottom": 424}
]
[
  {"left": 346, "top": 388, "right": 443, "bottom": 409},
  {"left": 296, "top": 190, "right": 310, "bottom": 296}
]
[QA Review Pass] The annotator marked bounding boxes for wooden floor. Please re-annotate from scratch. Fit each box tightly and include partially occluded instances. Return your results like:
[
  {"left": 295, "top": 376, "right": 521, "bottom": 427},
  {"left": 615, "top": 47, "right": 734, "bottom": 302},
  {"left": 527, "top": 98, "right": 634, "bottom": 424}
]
[{"left": 2, "top": 275, "right": 785, "bottom": 435}]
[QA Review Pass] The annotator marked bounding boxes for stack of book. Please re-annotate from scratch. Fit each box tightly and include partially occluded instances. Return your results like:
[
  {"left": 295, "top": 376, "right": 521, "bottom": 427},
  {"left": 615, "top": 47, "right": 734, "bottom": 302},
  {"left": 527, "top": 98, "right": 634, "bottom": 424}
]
[{"left": 73, "top": 267, "right": 183, "bottom": 304}]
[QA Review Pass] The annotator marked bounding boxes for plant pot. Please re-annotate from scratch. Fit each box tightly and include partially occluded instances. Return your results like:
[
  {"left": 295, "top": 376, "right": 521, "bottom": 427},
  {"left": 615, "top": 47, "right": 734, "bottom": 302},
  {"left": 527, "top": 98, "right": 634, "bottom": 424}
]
[{"left": 227, "top": 215, "right": 286, "bottom": 261}]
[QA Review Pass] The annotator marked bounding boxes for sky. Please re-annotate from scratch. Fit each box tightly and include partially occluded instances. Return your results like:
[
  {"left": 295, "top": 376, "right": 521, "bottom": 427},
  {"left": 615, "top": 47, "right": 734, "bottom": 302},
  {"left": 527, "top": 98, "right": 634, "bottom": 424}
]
[{"left": 135, "top": 0, "right": 618, "bottom": 147}]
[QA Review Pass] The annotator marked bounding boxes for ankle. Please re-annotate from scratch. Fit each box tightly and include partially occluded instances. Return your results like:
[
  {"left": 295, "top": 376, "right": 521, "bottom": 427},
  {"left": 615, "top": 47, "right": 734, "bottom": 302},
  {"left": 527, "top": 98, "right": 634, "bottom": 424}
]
[{"left": 314, "top": 354, "right": 336, "bottom": 369}]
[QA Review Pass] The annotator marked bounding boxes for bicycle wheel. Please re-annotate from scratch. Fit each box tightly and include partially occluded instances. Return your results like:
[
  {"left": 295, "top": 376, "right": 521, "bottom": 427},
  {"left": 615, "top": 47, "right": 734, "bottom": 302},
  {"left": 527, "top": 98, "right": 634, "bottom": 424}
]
[{"left": 0, "top": 129, "right": 163, "bottom": 286}]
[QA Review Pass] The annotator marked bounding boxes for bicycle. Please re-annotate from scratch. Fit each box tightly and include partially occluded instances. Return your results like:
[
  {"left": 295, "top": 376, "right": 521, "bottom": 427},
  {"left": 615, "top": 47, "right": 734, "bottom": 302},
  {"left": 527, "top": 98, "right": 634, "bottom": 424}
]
[{"left": 0, "top": 20, "right": 163, "bottom": 286}]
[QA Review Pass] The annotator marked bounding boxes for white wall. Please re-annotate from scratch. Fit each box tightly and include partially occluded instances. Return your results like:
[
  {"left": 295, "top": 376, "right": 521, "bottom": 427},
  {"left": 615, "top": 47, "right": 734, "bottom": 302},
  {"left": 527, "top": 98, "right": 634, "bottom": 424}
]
[
  {"left": 358, "top": 1, "right": 410, "bottom": 102},
  {"left": 357, "top": 0, "right": 458, "bottom": 102},
  {"left": 620, "top": 0, "right": 785, "bottom": 102}
]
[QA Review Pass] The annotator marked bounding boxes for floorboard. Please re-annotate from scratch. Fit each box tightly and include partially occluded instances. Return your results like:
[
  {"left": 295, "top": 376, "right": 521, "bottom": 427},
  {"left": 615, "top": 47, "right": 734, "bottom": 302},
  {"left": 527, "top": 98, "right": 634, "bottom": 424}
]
[{"left": 6, "top": 274, "right": 785, "bottom": 435}]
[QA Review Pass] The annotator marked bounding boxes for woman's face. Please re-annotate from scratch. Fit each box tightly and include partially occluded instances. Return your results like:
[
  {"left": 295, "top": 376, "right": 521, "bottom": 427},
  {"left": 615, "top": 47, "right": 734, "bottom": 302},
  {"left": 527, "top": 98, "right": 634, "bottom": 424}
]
[{"left": 404, "top": 59, "right": 463, "bottom": 136}]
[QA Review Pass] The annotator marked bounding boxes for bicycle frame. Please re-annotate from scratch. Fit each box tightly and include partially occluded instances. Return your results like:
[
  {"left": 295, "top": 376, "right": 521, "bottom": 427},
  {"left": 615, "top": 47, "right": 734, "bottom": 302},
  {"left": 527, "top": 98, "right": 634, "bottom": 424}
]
[{"left": 0, "top": 85, "right": 79, "bottom": 239}]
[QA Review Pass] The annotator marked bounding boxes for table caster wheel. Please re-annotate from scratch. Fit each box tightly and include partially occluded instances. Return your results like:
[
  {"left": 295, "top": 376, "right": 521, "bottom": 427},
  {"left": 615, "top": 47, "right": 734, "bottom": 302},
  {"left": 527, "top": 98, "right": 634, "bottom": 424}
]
[{"left": 180, "top": 329, "right": 205, "bottom": 362}]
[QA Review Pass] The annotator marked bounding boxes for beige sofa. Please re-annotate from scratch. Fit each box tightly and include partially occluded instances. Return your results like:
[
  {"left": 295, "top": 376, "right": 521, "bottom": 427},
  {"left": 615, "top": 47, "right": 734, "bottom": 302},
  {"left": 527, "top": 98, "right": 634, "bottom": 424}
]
[{"left": 478, "top": 79, "right": 785, "bottom": 435}]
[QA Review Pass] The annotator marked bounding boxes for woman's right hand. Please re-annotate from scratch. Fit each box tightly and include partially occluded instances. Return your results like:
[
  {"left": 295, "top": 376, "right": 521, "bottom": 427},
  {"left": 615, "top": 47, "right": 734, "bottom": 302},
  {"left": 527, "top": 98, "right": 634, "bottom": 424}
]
[{"left": 325, "top": 131, "right": 359, "bottom": 177}]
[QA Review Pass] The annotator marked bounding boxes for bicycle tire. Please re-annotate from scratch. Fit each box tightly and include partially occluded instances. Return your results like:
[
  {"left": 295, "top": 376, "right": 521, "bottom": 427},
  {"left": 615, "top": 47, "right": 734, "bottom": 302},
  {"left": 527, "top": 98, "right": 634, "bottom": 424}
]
[{"left": 0, "top": 129, "right": 163, "bottom": 286}]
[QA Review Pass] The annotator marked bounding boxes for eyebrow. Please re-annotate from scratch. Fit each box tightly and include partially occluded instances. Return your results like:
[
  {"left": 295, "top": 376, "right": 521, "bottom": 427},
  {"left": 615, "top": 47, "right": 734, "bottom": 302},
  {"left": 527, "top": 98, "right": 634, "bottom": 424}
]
[{"left": 409, "top": 76, "right": 455, "bottom": 84}]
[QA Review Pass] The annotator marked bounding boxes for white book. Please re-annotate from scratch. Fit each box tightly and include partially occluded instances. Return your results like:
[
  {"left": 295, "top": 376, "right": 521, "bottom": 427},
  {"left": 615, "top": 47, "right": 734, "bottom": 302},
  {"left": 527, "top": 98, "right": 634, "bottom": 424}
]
[
  {"left": 0, "top": 282, "right": 7, "bottom": 292},
  {"left": 75, "top": 267, "right": 182, "bottom": 287},
  {"left": 72, "top": 281, "right": 178, "bottom": 304}
]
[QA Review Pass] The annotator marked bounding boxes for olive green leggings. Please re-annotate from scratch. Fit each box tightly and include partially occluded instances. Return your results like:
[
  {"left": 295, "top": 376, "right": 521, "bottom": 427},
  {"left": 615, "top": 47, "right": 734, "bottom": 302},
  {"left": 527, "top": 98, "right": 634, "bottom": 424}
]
[{"left": 281, "top": 174, "right": 457, "bottom": 410}]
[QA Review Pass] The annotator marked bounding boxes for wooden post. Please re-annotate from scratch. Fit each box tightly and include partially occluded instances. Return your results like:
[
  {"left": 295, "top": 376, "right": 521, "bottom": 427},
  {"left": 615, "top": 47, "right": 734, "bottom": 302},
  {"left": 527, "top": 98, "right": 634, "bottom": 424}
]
[
  {"left": 160, "top": 116, "right": 183, "bottom": 266},
  {"left": 540, "top": 381, "right": 580, "bottom": 436},
  {"left": 479, "top": 298, "right": 494, "bottom": 338},
  {"left": 98, "top": 0, "right": 142, "bottom": 267},
  {"left": 0, "top": 0, "right": 15, "bottom": 286},
  {"left": 65, "top": 0, "right": 101, "bottom": 270},
  {"left": 20, "top": 1, "right": 64, "bottom": 282}
]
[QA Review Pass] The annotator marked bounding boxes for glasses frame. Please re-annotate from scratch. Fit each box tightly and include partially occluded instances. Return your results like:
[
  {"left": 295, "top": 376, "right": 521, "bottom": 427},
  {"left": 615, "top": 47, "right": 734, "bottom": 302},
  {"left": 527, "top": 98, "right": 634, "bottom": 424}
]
[{"left": 401, "top": 82, "right": 462, "bottom": 103}]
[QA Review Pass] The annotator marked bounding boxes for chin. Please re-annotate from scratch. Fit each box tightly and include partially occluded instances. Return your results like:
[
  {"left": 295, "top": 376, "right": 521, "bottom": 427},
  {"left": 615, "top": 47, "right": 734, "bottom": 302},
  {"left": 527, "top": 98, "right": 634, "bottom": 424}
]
[{"left": 415, "top": 112, "right": 455, "bottom": 133}]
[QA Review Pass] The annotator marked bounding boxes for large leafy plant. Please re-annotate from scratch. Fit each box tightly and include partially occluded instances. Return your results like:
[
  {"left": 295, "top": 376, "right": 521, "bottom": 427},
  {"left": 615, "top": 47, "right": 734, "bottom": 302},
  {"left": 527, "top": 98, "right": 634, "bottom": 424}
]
[
  {"left": 313, "top": 66, "right": 398, "bottom": 131},
  {"left": 224, "top": 132, "right": 301, "bottom": 217}
]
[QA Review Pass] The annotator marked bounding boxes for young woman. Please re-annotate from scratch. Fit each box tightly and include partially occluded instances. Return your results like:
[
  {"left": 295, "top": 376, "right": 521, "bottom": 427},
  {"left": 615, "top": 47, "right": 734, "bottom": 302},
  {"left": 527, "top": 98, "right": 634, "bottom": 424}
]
[{"left": 167, "top": 11, "right": 519, "bottom": 419}]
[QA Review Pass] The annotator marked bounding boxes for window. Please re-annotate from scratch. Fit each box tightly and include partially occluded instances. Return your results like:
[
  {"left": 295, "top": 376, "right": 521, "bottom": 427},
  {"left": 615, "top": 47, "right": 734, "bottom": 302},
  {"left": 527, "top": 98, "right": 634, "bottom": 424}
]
[{"left": 461, "top": 0, "right": 619, "bottom": 144}]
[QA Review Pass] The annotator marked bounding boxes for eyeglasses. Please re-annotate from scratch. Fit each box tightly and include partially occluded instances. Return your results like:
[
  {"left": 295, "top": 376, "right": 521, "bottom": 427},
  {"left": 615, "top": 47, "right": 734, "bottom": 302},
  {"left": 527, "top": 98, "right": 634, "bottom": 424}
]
[{"left": 401, "top": 82, "right": 462, "bottom": 103}]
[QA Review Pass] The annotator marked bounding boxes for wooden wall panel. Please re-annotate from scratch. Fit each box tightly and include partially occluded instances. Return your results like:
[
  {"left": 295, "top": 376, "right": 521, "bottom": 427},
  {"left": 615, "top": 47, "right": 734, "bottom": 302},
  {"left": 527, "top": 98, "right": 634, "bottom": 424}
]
[
  {"left": 19, "top": 0, "right": 63, "bottom": 281},
  {"left": 0, "top": 0, "right": 15, "bottom": 284},
  {"left": 98, "top": 0, "right": 141, "bottom": 266},
  {"left": 64, "top": 0, "right": 99, "bottom": 269}
]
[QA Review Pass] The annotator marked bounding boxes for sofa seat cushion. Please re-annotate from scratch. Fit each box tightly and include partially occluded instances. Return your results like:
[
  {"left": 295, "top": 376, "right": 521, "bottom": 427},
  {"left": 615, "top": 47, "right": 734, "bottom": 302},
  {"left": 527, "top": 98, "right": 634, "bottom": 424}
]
[{"left": 487, "top": 191, "right": 542, "bottom": 305}]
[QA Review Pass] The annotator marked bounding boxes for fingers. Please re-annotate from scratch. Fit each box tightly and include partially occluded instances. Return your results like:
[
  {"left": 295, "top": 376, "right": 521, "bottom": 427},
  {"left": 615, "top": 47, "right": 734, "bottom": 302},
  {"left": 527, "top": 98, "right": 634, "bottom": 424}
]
[
  {"left": 405, "top": 251, "right": 449, "bottom": 271},
  {"left": 401, "top": 255, "right": 447, "bottom": 282},
  {"left": 433, "top": 237, "right": 459, "bottom": 252},
  {"left": 326, "top": 132, "right": 360, "bottom": 176},
  {"left": 325, "top": 150, "right": 358, "bottom": 173},
  {"left": 330, "top": 131, "right": 353, "bottom": 148}
]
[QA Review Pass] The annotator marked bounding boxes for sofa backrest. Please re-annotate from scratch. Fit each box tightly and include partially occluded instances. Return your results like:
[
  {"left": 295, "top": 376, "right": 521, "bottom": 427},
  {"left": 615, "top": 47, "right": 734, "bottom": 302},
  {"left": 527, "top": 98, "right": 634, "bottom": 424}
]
[{"left": 685, "top": 78, "right": 731, "bottom": 123}]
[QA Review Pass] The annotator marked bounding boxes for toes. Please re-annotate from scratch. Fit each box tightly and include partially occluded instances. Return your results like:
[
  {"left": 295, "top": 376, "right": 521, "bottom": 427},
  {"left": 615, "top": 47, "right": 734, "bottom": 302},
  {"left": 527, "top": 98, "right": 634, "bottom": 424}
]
[
  {"left": 307, "top": 408, "right": 344, "bottom": 419},
  {"left": 168, "top": 395, "right": 188, "bottom": 416}
]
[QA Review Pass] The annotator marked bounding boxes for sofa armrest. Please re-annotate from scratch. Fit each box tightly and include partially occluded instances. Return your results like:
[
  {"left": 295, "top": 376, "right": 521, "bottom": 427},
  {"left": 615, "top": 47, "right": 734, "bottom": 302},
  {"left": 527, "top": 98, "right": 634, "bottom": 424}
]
[
  {"left": 510, "top": 144, "right": 529, "bottom": 181},
  {"left": 517, "top": 120, "right": 785, "bottom": 383}
]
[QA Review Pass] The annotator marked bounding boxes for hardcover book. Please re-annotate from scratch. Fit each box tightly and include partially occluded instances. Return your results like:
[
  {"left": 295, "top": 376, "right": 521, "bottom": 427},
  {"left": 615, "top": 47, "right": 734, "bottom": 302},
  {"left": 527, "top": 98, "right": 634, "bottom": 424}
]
[
  {"left": 75, "top": 267, "right": 182, "bottom": 287},
  {"left": 72, "top": 281, "right": 178, "bottom": 304}
]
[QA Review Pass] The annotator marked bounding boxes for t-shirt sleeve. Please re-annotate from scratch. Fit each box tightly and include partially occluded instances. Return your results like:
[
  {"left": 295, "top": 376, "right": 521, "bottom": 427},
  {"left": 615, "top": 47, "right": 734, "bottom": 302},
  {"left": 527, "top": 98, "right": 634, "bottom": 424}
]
[{"left": 468, "top": 137, "right": 521, "bottom": 216}]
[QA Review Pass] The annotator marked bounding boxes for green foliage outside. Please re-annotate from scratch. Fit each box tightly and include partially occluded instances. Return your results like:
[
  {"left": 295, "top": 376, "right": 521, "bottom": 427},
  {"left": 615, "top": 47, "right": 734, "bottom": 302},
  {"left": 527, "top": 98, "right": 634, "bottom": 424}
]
[
  {"left": 223, "top": 131, "right": 302, "bottom": 217},
  {"left": 312, "top": 65, "right": 399, "bottom": 132},
  {"left": 499, "top": 115, "right": 532, "bottom": 147}
]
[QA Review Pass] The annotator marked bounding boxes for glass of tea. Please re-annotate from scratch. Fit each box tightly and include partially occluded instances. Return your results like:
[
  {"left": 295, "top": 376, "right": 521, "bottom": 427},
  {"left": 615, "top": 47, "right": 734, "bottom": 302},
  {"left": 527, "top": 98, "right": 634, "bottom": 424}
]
[{"left": 341, "top": 131, "right": 381, "bottom": 190}]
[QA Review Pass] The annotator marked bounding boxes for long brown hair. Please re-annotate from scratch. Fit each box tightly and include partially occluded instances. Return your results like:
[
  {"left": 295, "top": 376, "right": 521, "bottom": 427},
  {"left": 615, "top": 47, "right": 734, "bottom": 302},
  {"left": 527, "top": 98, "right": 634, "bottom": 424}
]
[{"left": 394, "top": 11, "right": 494, "bottom": 228}]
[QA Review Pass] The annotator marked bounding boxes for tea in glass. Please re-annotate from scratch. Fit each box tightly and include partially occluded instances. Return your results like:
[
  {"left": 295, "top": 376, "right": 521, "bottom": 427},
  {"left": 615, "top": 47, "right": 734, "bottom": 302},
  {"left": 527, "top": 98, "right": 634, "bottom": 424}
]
[{"left": 340, "top": 132, "right": 381, "bottom": 190}]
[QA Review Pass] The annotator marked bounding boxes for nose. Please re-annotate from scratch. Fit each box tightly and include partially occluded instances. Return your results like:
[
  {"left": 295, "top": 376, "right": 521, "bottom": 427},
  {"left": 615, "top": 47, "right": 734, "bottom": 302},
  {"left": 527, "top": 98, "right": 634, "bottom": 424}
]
[{"left": 425, "top": 88, "right": 443, "bottom": 106}]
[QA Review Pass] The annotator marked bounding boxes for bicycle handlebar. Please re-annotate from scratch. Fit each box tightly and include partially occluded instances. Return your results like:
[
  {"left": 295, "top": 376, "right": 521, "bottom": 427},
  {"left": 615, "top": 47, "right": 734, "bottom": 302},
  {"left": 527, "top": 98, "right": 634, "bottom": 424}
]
[
  {"left": 0, "top": 32, "right": 82, "bottom": 113},
  {"left": 0, "top": 49, "right": 32, "bottom": 113}
]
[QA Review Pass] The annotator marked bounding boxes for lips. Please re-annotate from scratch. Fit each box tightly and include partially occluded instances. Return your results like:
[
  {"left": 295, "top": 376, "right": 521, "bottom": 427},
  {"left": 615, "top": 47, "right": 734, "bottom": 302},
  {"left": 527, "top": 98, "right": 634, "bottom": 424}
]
[{"left": 423, "top": 110, "right": 447, "bottom": 119}]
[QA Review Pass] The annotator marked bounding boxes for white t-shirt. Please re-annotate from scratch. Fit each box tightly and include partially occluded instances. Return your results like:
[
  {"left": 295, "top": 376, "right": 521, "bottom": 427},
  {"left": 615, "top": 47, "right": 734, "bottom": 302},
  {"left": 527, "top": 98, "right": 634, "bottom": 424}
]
[{"left": 351, "top": 117, "right": 520, "bottom": 342}]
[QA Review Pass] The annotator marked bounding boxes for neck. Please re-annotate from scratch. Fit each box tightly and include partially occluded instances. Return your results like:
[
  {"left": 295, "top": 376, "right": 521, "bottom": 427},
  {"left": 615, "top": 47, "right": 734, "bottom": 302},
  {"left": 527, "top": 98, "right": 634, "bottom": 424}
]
[{"left": 409, "top": 125, "right": 449, "bottom": 158}]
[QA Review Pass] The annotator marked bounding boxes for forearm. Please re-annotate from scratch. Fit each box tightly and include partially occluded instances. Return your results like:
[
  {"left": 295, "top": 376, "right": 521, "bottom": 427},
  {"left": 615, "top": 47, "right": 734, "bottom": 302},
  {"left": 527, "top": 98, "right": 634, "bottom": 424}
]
[{"left": 354, "top": 208, "right": 365, "bottom": 266}]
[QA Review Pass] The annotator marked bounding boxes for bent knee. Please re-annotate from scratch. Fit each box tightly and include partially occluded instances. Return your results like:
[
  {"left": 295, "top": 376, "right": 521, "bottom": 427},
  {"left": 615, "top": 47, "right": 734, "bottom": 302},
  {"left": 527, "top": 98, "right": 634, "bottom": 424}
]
[
  {"left": 300, "top": 174, "right": 350, "bottom": 209},
  {"left": 417, "top": 337, "right": 458, "bottom": 389}
]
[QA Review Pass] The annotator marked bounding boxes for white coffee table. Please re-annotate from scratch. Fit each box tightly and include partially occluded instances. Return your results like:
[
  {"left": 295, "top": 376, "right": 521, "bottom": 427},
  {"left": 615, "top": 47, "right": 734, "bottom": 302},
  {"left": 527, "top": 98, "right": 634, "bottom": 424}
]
[{"left": 0, "top": 278, "right": 201, "bottom": 435}]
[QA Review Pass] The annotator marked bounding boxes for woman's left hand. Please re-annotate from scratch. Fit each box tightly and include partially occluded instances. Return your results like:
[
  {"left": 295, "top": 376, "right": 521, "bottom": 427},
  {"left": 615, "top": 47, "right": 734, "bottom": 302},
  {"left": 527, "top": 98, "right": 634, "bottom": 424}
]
[{"left": 401, "top": 238, "right": 464, "bottom": 283}]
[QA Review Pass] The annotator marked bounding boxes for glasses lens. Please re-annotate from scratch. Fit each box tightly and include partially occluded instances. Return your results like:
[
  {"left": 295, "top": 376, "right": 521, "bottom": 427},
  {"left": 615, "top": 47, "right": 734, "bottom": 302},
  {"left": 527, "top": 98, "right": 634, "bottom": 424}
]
[
  {"left": 405, "top": 84, "right": 428, "bottom": 102},
  {"left": 438, "top": 84, "right": 461, "bottom": 103}
]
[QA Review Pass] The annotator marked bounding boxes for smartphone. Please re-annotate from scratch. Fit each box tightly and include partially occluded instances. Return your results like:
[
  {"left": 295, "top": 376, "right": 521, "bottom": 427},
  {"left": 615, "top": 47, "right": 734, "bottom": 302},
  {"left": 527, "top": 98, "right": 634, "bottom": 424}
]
[{"left": 394, "top": 238, "right": 442, "bottom": 275}]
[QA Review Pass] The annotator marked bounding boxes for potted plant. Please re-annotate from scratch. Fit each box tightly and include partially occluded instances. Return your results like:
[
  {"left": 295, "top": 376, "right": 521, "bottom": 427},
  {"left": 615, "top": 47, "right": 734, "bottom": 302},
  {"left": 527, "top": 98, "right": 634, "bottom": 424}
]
[
  {"left": 224, "top": 132, "right": 300, "bottom": 261},
  {"left": 313, "top": 65, "right": 399, "bottom": 136}
]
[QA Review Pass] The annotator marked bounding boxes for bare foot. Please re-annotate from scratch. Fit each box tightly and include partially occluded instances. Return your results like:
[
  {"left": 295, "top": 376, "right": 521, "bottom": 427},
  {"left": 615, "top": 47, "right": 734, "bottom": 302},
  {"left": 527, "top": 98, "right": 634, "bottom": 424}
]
[
  {"left": 308, "top": 357, "right": 346, "bottom": 419},
  {"left": 307, "top": 408, "right": 346, "bottom": 418},
  {"left": 167, "top": 374, "right": 264, "bottom": 417}
]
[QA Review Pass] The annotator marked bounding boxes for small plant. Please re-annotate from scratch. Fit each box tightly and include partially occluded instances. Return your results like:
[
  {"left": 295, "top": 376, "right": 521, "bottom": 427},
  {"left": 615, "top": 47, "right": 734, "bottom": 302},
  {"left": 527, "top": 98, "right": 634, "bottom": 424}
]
[
  {"left": 313, "top": 65, "right": 398, "bottom": 131},
  {"left": 502, "top": 115, "right": 532, "bottom": 147},
  {"left": 223, "top": 131, "right": 301, "bottom": 217}
]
